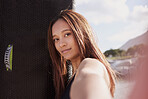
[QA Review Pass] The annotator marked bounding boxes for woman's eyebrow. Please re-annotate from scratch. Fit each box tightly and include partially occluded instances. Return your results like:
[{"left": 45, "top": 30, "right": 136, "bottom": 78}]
[
  {"left": 61, "top": 29, "right": 72, "bottom": 33},
  {"left": 52, "top": 35, "right": 56, "bottom": 38}
]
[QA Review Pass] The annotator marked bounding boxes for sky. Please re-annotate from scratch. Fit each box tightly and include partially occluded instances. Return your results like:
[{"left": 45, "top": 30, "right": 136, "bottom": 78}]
[{"left": 73, "top": 0, "right": 148, "bottom": 52}]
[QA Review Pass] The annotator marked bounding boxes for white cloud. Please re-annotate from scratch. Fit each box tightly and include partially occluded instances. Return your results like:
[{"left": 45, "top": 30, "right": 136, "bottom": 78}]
[
  {"left": 108, "top": 5, "right": 148, "bottom": 43},
  {"left": 128, "top": 5, "right": 148, "bottom": 24},
  {"left": 74, "top": 0, "right": 129, "bottom": 24},
  {"left": 74, "top": 0, "right": 90, "bottom": 5},
  {"left": 74, "top": 0, "right": 148, "bottom": 51}
]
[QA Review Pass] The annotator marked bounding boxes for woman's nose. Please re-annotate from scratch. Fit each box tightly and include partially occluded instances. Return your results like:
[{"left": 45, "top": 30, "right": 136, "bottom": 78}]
[{"left": 59, "top": 40, "right": 66, "bottom": 48}]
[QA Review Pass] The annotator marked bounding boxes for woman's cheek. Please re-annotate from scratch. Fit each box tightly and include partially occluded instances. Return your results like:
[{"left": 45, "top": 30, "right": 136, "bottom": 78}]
[{"left": 55, "top": 44, "right": 59, "bottom": 52}]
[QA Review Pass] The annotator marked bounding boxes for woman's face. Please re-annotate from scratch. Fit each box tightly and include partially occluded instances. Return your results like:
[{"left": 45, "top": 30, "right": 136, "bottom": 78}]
[{"left": 52, "top": 19, "right": 81, "bottom": 61}]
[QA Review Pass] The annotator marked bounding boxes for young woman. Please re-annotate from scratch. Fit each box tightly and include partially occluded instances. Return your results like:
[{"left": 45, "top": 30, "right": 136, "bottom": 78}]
[{"left": 48, "top": 9, "right": 116, "bottom": 99}]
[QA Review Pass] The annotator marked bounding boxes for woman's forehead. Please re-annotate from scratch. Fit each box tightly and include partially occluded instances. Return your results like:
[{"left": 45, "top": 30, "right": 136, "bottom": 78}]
[{"left": 52, "top": 19, "right": 71, "bottom": 35}]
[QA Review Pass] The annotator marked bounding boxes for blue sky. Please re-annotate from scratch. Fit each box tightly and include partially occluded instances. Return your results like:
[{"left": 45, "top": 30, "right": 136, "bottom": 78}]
[{"left": 74, "top": 0, "right": 148, "bottom": 52}]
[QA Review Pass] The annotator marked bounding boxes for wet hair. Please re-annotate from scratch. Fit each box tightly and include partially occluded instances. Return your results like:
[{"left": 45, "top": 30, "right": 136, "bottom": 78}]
[{"left": 48, "top": 9, "right": 116, "bottom": 99}]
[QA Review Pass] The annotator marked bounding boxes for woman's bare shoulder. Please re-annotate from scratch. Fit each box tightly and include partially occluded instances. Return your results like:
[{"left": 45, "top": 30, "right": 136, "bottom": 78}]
[
  {"left": 78, "top": 58, "right": 105, "bottom": 76},
  {"left": 70, "top": 58, "right": 112, "bottom": 99}
]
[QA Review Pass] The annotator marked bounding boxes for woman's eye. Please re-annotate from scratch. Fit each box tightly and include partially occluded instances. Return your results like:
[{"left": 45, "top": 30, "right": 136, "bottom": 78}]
[
  {"left": 53, "top": 38, "right": 59, "bottom": 42},
  {"left": 65, "top": 33, "right": 71, "bottom": 37}
]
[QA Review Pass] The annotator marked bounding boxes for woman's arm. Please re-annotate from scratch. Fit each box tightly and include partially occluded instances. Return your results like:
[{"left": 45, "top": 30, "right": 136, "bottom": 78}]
[{"left": 70, "top": 58, "right": 112, "bottom": 99}]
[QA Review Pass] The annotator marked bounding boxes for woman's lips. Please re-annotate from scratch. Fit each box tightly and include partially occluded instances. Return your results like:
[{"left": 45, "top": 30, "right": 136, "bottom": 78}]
[{"left": 61, "top": 48, "right": 71, "bottom": 54}]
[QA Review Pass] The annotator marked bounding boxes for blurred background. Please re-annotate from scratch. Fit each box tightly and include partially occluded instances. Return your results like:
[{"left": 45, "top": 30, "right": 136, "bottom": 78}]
[{"left": 74, "top": 0, "right": 148, "bottom": 99}]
